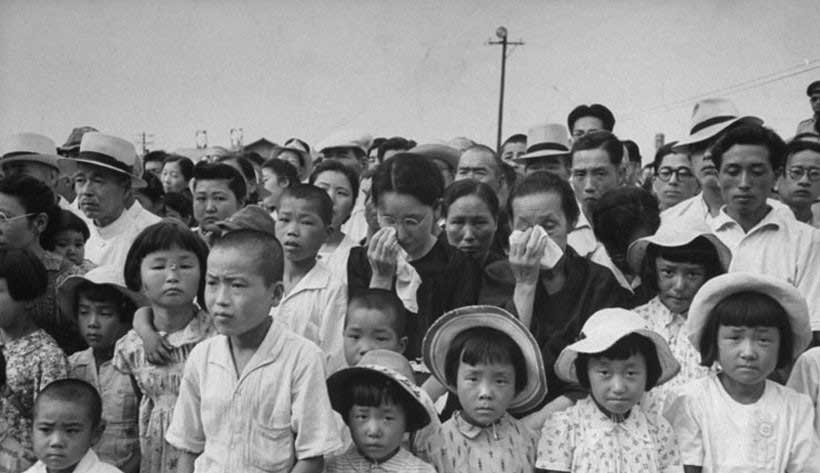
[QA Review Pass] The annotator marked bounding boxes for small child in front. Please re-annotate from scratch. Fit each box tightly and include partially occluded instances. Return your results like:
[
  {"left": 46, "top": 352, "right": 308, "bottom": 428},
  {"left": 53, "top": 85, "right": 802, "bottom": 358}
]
[
  {"left": 25, "top": 379, "right": 122, "bottom": 473},
  {"left": 535, "top": 308, "right": 682, "bottom": 473},
  {"left": 325, "top": 349, "right": 435, "bottom": 472},
  {"left": 416, "top": 305, "right": 548, "bottom": 473},
  {"left": 165, "top": 229, "right": 342, "bottom": 473},
  {"left": 667, "top": 272, "right": 820, "bottom": 472}
]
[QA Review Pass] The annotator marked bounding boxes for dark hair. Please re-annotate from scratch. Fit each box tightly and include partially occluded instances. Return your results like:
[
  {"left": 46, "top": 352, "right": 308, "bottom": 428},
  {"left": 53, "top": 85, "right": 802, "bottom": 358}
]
[
  {"left": 698, "top": 291, "right": 794, "bottom": 369},
  {"left": 641, "top": 236, "right": 725, "bottom": 295},
  {"left": 310, "top": 160, "right": 361, "bottom": 207},
  {"left": 508, "top": 171, "right": 580, "bottom": 227},
  {"left": 377, "top": 137, "right": 416, "bottom": 163},
  {"left": 335, "top": 373, "right": 414, "bottom": 431},
  {"left": 0, "top": 248, "right": 48, "bottom": 301},
  {"left": 162, "top": 192, "right": 193, "bottom": 225},
  {"left": 442, "top": 179, "right": 500, "bottom": 220},
  {"left": 574, "top": 333, "right": 662, "bottom": 390},
  {"left": 622, "top": 140, "right": 642, "bottom": 164},
  {"left": 444, "top": 327, "right": 527, "bottom": 395},
  {"left": 143, "top": 150, "right": 169, "bottom": 165},
  {"left": 41, "top": 209, "right": 90, "bottom": 251},
  {"left": 710, "top": 124, "right": 787, "bottom": 172},
  {"left": 462, "top": 144, "right": 504, "bottom": 176},
  {"left": 280, "top": 184, "right": 334, "bottom": 227},
  {"left": 500, "top": 133, "right": 527, "bottom": 152},
  {"left": 592, "top": 187, "right": 660, "bottom": 274},
  {"left": 571, "top": 131, "right": 624, "bottom": 166},
  {"left": 163, "top": 154, "right": 195, "bottom": 181},
  {"left": 567, "top": 104, "right": 616, "bottom": 132},
  {"left": 192, "top": 161, "right": 247, "bottom": 204},
  {"left": 0, "top": 350, "right": 5, "bottom": 387},
  {"left": 239, "top": 151, "right": 265, "bottom": 167},
  {"left": 652, "top": 142, "right": 686, "bottom": 173},
  {"left": 137, "top": 171, "right": 165, "bottom": 204},
  {"left": 368, "top": 137, "right": 386, "bottom": 157},
  {"left": 262, "top": 157, "right": 300, "bottom": 187},
  {"left": 217, "top": 153, "right": 257, "bottom": 184},
  {"left": 35, "top": 379, "right": 102, "bottom": 428},
  {"left": 74, "top": 282, "right": 136, "bottom": 325},
  {"left": 124, "top": 221, "right": 209, "bottom": 304},
  {"left": 347, "top": 288, "right": 407, "bottom": 338},
  {"left": 0, "top": 174, "right": 60, "bottom": 241},
  {"left": 211, "top": 230, "right": 284, "bottom": 286},
  {"left": 372, "top": 153, "right": 444, "bottom": 207},
  {"left": 784, "top": 136, "right": 820, "bottom": 175}
]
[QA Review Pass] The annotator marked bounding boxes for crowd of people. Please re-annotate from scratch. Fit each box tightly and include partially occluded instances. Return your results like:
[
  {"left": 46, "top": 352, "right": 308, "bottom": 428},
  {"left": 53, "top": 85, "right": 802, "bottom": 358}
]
[{"left": 1, "top": 80, "right": 820, "bottom": 473}]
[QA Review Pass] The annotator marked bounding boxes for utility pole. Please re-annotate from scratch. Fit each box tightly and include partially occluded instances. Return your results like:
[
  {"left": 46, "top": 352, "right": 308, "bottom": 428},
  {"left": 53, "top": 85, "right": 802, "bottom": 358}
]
[
  {"left": 135, "top": 132, "right": 154, "bottom": 156},
  {"left": 488, "top": 26, "right": 524, "bottom": 151}
]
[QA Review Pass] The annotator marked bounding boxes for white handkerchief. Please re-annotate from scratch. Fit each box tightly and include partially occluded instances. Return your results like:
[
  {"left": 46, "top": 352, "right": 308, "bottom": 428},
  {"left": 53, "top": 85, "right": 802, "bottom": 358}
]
[{"left": 508, "top": 225, "right": 564, "bottom": 269}]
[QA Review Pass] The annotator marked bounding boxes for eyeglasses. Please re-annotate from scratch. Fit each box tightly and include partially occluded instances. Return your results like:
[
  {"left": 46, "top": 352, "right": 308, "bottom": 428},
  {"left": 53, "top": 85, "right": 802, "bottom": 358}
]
[
  {"left": 787, "top": 166, "right": 820, "bottom": 182},
  {"left": 0, "top": 212, "right": 36, "bottom": 226},
  {"left": 656, "top": 166, "right": 694, "bottom": 182}
]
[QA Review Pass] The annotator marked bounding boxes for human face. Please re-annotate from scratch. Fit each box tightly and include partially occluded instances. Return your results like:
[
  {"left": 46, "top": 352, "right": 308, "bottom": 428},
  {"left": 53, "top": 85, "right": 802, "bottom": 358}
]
[
  {"left": 73, "top": 164, "right": 129, "bottom": 228},
  {"left": 716, "top": 325, "right": 780, "bottom": 392},
  {"left": 261, "top": 168, "right": 288, "bottom": 212},
  {"left": 377, "top": 192, "right": 437, "bottom": 261},
  {"left": 653, "top": 153, "right": 699, "bottom": 210},
  {"left": 445, "top": 194, "right": 497, "bottom": 263},
  {"left": 524, "top": 156, "right": 570, "bottom": 180},
  {"left": 139, "top": 248, "right": 201, "bottom": 308},
  {"left": 0, "top": 193, "right": 41, "bottom": 251},
  {"left": 456, "top": 149, "right": 501, "bottom": 192},
  {"left": 718, "top": 144, "right": 775, "bottom": 226},
  {"left": 2, "top": 161, "right": 56, "bottom": 187},
  {"left": 690, "top": 147, "right": 719, "bottom": 190},
  {"left": 655, "top": 257, "right": 707, "bottom": 315},
  {"left": 323, "top": 147, "right": 363, "bottom": 173},
  {"left": 76, "top": 294, "right": 130, "bottom": 351},
  {"left": 0, "top": 278, "right": 26, "bottom": 330},
  {"left": 205, "top": 246, "right": 282, "bottom": 336},
  {"left": 501, "top": 141, "right": 526, "bottom": 165},
  {"left": 571, "top": 116, "right": 605, "bottom": 140},
  {"left": 144, "top": 160, "right": 163, "bottom": 176},
  {"left": 778, "top": 149, "right": 820, "bottom": 209},
  {"left": 278, "top": 151, "right": 306, "bottom": 181},
  {"left": 348, "top": 402, "right": 407, "bottom": 462},
  {"left": 571, "top": 148, "right": 622, "bottom": 216},
  {"left": 344, "top": 306, "right": 406, "bottom": 366},
  {"left": 811, "top": 93, "right": 820, "bottom": 114},
  {"left": 587, "top": 353, "right": 647, "bottom": 415},
  {"left": 32, "top": 399, "right": 102, "bottom": 473},
  {"left": 511, "top": 191, "right": 571, "bottom": 251},
  {"left": 275, "top": 196, "right": 330, "bottom": 263},
  {"left": 456, "top": 360, "right": 517, "bottom": 426},
  {"left": 193, "top": 179, "right": 241, "bottom": 232},
  {"left": 161, "top": 161, "right": 188, "bottom": 194},
  {"left": 51, "top": 230, "right": 86, "bottom": 266},
  {"left": 313, "top": 170, "right": 355, "bottom": 230}
]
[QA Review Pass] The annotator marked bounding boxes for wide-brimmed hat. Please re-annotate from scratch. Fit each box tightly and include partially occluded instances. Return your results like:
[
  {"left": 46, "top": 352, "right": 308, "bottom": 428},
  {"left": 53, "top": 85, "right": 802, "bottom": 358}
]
[
  {"left": 58, "top": 265, "right": 148, "bottom": 318},
  {"left": 555, "top": 308, "right": 681, "bottom": 386},
  {"left": 1, "top": 133, "right": 61, "bottom": 170},
  {"left": 422, "top": 305, "right": 548, "bottom": 414},
  {"left": 214, "top": 205, "right": 276, "bottom": 237},
  {"left": 59, "top": 132, "right": 147, "bottom": 188},
  {"left": 626, "top": 228, "right": 731, "bottom": 275},
  {"left": 410, "top": 143, "right": 461, "bottom": 172},
  {"left": 686, "top": 272, "right": 812, "bottom": 359},
  {"left": 327, "top": 349, "right": 431, "bottom": 432},
  {"left": 317, "top": 130, "right": 372, "bottom": 155},
  {"left": 516, "top": 123, "right": 571, "bottom": 162},
  {"left": 58, "top": 126, "right": 98, "bottom": 154},
  {"left": 673, "top": 98, "right": 763, "bottom": 150}
]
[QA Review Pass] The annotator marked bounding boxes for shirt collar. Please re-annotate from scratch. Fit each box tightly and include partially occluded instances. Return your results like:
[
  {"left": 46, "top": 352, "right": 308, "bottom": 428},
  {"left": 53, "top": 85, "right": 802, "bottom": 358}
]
[
  {"left": 712, "top": 205, "right": 783, "bottom": 233},
  {"left": 92, "top": 201, "right": 144, "bottom": 238},
  {"left": 453, "top": 410, "right": 510, "bottom": 440},
  {"left": 209, "top": 319, "right": 285, "bottom": 379}
]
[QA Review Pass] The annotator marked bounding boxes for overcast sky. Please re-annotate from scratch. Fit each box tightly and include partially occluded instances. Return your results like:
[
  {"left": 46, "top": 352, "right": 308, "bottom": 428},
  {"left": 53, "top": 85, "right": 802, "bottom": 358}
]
[{"left": 1, "top": 0, "right": 818, "bottom": 161}]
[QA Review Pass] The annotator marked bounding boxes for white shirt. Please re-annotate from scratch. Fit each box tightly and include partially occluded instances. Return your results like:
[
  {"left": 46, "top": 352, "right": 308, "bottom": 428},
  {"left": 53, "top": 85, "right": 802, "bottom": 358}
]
[
  {"left": 567, "top": 209, "right": 634, "bottom": 291},
  {"left": 318, "top": 234, "right": 357, "bottom": 285},
  {"left": 661, "top": 192, "right": 792, "bottom": 233},
  {"left": 24, "top": 450, "right": 123, "bottom": 473},
  {"left": 786, "top": 347, "right": 820, "bottom": 434},
  {"left": 709, "top": 206, "right": 820, "bottom": 330},
  {"left": 84, "top": 201, "right": 161, "bottom": 268}
]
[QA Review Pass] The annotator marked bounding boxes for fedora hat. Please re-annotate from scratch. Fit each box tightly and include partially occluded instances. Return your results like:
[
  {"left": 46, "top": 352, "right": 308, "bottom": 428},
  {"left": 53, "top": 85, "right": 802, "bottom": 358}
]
[
  {"left": 327, "top": 349, "right": 431, "bottom": 432},
  {"left": 1, "top": 133, "right": 61, "bottom": 170},
  {"left": 410, "top": 143, "right": 461, "bottom": 172},
  {"left": 686, "top": 272, "right": 812, "bottom": 360},
  {"left": 516, "top": 123, "right": 571, "bottom": 162},
  {"left": 317, "top": 130, "right": 372, "bottom": 155},
  {"left": 59, "top": 132, "right": 147, "bottom": 188},
  {"left": 214, "top": 205, "right": 276, "bottom": 238},
  {"left": 58, "top": 265, "right": 148, "bottom": 319},
  {"left": 554, "top": 308, "right": 681, "bottom": 386},
  {"left": 673, "top": 98, "right": 763, "bottom": 150},
  {"left": 276, "top": 137, "right": 312, "bottom": 162},
  {"left": 626, "top": 228, "right": 731, "bottom": 276},
  {"left": 422, "top": 305, "right": 548, "bottom": 414},
  {"left": 58, "top": 126, "right": 98, "bottom": 154}
]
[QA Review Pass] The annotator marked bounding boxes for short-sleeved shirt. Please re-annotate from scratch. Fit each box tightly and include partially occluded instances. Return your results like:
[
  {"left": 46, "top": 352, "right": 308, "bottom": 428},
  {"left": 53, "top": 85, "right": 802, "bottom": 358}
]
[
  {"left": 787, "top": 347, "right": 820, "bottom": 433},
  {"left": 165, "top": 321, "right": 343, "bottom": 473},
  {"left": 325, "top": 446, "right": 435, "bottom": 473},
  {"left": 667, "top": 373, "right": 820, "bottom": 472},
  {"left": 536, "top": 396, "right": 681, "bottom": 473},
  {"left": 797, "top": 117, "right": 818, "bottom": 135},
  {"left": 318, "top": 234, "right": 357, "bottom": 285},
  {"left": 24, "top": 449, "right": 123, "bottom": 473}
]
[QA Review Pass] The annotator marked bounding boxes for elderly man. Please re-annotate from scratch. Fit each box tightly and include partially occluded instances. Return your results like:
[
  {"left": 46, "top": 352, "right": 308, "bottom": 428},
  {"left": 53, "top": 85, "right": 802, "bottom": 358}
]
[
  {"left": 515, "top": 123, "right": 572, "bottom": 179},
  {"left": 455, "top": 144, "right": 504, "bottom": 194},
  {"left": 60, "top": 132, "right": 161, "bottom": 267},
  {"left": 796, "top": 80, "right": 820, "bottom": 135}
]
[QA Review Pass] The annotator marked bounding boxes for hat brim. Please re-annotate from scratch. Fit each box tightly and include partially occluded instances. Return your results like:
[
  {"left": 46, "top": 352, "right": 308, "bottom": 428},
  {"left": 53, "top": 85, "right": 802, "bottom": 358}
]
[
  {"left": 673, "top": 116, "right": 764, "bottom": 150},
  {"left": 58, "top": 275, "right": 148, "bottom": 321},
  {"left": 514, "top": 149, "right": 570, "bottom": 162},
  {"left": 0, "top": 154, "right": 61, "bottom": 171},
  {"left": 422, "top": 305, "right": 548, "bottom": 414},
  {"left": 327, "top": 364, "right": 431, "bottom": 432},
  {"left": 626, "top": 232, "right": 732, "bottom": 276},
  {"left": 554, "top": 328, "right": 681, "bottom": 386},
  {"left": 686, "top": 272, "right": 812, "bottom": 360},
  {"left": 58, "top": 158, "right": 147, "bottom": 189}
]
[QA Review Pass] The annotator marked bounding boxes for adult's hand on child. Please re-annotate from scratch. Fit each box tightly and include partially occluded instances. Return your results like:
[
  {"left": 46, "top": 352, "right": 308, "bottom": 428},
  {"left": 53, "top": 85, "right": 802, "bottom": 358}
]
[
  {"left": 143, "top": 331, "right": 174, "bottom": 365},
  {"left": 509, "top": 227, "right": 548, "bottom": 286},
  {"left": 368, "top": 227, "right": 399, "bottom": 289}
]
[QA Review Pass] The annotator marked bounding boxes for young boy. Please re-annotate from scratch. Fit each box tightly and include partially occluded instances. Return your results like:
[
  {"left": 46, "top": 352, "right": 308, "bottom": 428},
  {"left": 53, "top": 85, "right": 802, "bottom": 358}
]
[
  {"left": 26, "top": 379, "right": 122, "bottom": 473},
  {"left": 273, "top": 184, "right": 348, "bottom": 373},
  {"left": 59, "top": 266, "right": 144, "bottom": 473},
  {"left": 165, "top": 229, "right": 342, "bottom": 473},
  {"left": 343, "top": 289, "right": 408, "bottom": 367}
]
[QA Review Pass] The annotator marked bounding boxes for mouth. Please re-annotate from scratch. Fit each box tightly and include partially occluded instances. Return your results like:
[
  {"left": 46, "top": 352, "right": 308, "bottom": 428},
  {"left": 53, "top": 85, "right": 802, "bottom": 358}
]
[
  {"left": 163, "top": 288, "right": 184, "bottom": 296},
  {"left": 213, "top": 313, "right": 233, "bottom": 321}
]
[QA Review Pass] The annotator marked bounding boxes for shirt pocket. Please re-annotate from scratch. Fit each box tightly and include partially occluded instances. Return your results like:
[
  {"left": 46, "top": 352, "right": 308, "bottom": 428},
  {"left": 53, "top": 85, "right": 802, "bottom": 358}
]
[{"left": 249, "top": 420, "right": 294, "bottom": 472}]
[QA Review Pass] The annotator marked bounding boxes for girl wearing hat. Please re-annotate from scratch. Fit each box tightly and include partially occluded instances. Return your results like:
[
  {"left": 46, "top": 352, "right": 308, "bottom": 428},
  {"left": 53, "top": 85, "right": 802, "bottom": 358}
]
[
  {"left": 325, "top": 349, "right": 436, "bottom": 472},
  {"left": 667, "top": 273, "right": 820, "bottom": 472},
  {"left": 536, "top": 308, "right": 682, "bottom": 473},
  {"left": 417, "top": 305, "right": 548, "bottom": 473}
]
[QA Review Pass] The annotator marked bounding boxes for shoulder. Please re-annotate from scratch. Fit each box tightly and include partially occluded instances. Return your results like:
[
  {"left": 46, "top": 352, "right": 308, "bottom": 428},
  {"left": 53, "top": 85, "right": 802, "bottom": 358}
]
[
  {"left": 392, "top": 448, "right": 436, "bottom": 472},
  {"left": 113, "top": 329, "right": 142, "bottom": 355},
  {"left": 68, "top": 348, "right": 93, "bottom": 366},
  {"left": 767, "top": 380, "right": 814, "bottom": 407}
]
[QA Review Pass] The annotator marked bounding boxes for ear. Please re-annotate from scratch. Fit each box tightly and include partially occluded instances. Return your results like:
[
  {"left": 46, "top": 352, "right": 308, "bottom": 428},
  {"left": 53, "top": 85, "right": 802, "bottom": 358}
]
[
  {"left": 617, "top": 164, "right": 626, "bottom": 185},
  {"left": 31, "top": 212, "right": 49, "bottom": 235},
  {"left": 398, "top": 336, "right": 408, "bottom": 354},
  {"left": 270, "top": 281, "right": 285, "bottom": 308},
  {"left": 432, "top": 199, "right": 442, "bottom": 221}
]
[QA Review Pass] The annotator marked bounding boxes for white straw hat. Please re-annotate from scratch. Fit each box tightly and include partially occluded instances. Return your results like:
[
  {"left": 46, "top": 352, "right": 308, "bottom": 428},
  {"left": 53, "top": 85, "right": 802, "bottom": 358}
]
[
  {"left": 516, "top": 123, "right": 571, "bottom": 162},
  {"left": 1, "top": 133, "right": 61, "bottom": 170},
  {"left": 626, "top": 228, "right": 731, "bottom": 276},
  {"left": 673, "top": 98, "right": 763, "bottom": 150},
  {"left": 59, "top": 132, "right": 147, "bottom": 188},
  {"left": 58, "top": 265, "right": 148, "bottom": 318}
]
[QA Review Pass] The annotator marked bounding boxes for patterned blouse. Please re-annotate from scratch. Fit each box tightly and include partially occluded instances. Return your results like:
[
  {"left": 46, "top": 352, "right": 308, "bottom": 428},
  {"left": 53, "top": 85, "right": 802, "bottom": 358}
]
[
  {"left": 26, "top": 250, "right": 85, "bottom": 354},
  {"left": 325, "top": 446, "right": 436, "bottom": 473},
  {"left": 536, "top": 396, "right": 681, "bottom": 473}
]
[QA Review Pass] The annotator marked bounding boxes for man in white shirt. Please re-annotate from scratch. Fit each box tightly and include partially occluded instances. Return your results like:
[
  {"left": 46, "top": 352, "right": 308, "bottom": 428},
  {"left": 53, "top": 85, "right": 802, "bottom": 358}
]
[{"left": 59, "top": 132, "right": 160, "bottom": 268}]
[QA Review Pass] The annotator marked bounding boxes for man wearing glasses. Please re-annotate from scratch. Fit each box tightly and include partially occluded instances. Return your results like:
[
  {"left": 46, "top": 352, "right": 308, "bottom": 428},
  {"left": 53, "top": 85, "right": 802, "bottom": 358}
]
[
  {"left": 778, "top": 134, "right": 820, "bottom": 227},
  {"left": 652, "top": 142, "right": 700, "bottom": 211}
]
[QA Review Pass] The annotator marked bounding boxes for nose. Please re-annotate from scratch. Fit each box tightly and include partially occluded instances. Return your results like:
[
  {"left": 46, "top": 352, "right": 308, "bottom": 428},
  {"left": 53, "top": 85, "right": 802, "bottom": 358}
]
[
  {"left": 364, "top": 418, "right": 381, "bottom": 438},
  {"left": 212, "top": 283, "right": 231, "bottom": 307},
  {"left": 738, "top": 170, "right": 752, "bottom": 189},
  {"left": 462, "top": 224, "right": 476, "bottom": 242},
  {"left": 166, "top": 266, "right": 180, "bottom": 282},
  {"left": 77, "top": 180, "right": 92, "bottom": 195},
  {"left": 477, "top": 379, "right": 494, "bottom": 399},
  {"left": 584, "top": 174, "right": 596, "bottom": 192},
  {"left": 205, "top": 198, "right": 217, "bottom": 213},
  {"left": 739, "top": 338, "right": 757, "bottom": 359},
  {"left": 668, "top": 172, "right": 680, "bottom": 184},
  {"left": 87, "top": 313, "right": 101, "bottom": 328},
  {"left": 671, "top": 273, "right": 686, "bottom": 291},
  {"left": 48, "top": 431, "right": 66, "bottom": 448},
  {"left": 610, "top": 375, "right": 627, "bottom": 394}
]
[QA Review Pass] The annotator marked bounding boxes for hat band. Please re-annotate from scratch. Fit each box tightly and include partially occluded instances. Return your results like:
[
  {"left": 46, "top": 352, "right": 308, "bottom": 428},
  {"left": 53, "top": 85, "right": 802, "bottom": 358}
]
[
  {"left": 526, "top": 142, "right": 569, "bottom": 154},
  {"left": 77, "top": 151, "right": 133, "bottom": 175},
  {"left": 1, "top": 151, "right": 38, "bottom": 159},
  {"left": 689, "top": 115, "right": 736, "bottom": 135}
]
